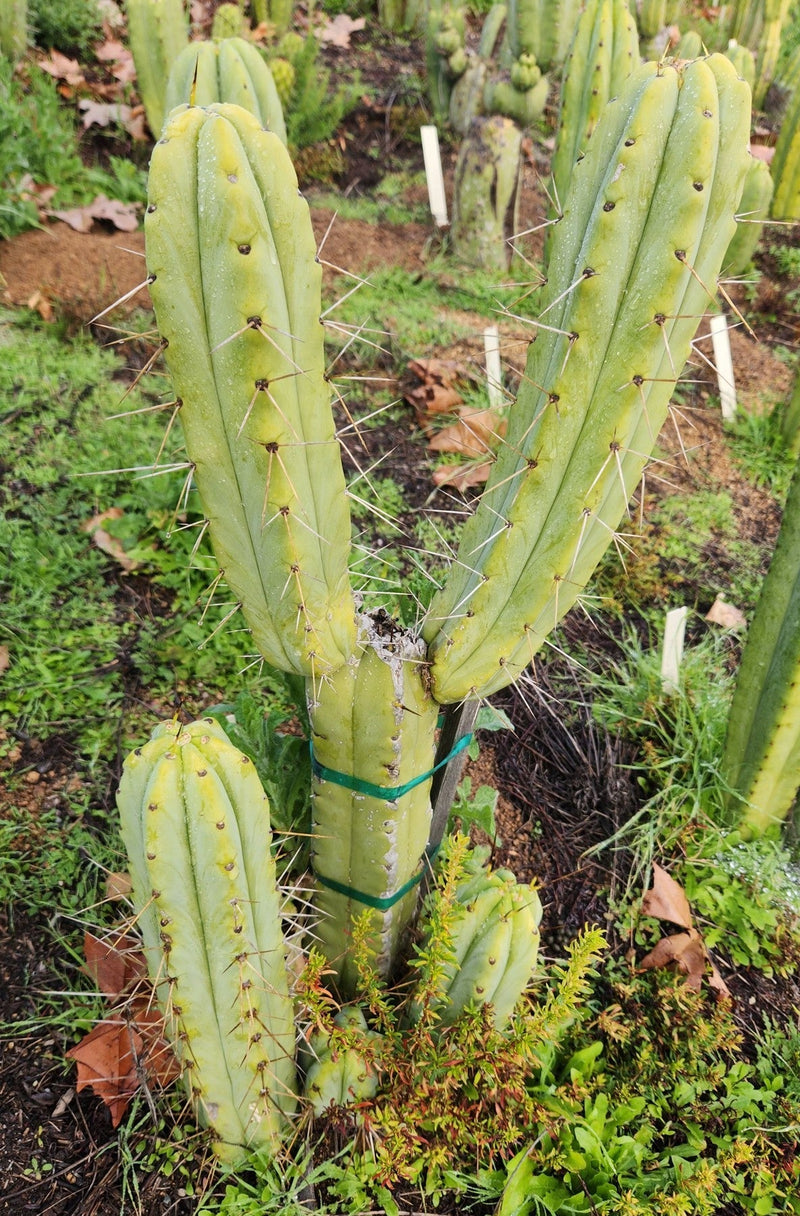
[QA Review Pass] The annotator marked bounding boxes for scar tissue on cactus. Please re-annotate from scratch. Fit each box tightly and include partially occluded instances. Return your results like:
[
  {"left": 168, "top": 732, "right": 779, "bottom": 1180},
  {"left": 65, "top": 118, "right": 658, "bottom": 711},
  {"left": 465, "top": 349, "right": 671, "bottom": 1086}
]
[
  {"left": 164, "top": 37, "right": 287, "bottom": 144},
  {"left": 116, "top": 718, "right": 297, "bottom": 1162}
]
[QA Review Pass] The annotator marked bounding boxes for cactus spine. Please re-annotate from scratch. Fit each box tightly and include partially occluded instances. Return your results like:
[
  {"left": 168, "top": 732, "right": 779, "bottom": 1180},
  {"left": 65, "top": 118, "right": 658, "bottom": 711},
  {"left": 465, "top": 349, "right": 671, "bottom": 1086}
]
[
  {"left": 422, "top": 56, "right": 752, "bottom": 703},
  {"left": 308, "top": 612, "right": 439, "bottom": 995},
  {"left": 550, "top": 0, "right": 639, "bottom": 221},
  {"left": 724, "top": 153, "right": 773, "bottom": 275},
  {"left": 126, "top": 0, "right": 190, "bottom": 136},
  {"left": 117, "top": 719, "right": 296, "bottom": 1161},
  {"left": 164, "top": 38, "right": 287, "bottom": 143},
  {"left": 722, "top": 462, "right": 800, "bottom": 834},
  {"left": 144, "top": 104, "right": 356, "bottom": 680}
]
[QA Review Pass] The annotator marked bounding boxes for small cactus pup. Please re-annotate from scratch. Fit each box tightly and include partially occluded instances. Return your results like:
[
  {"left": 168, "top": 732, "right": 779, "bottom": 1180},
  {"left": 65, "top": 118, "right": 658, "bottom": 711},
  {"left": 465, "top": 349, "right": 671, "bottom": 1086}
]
[
  {"left": 164, "top": 37, "right": 287, "bottom": 143},
  {"left": 410, "top": 849, "right": 543, "bottom": 1029},
  {"left": 549, "top": 0, "right": 639, "bottom": 232},
  {"left": 303, "top": 1006, "right": 383, "bottom": 1114},
  {"left": 125, "top": 0, "right": 190, "bottom": 137},
  {"left": 423, "top": 56, "right": 752, "bottom": 703},
  {"left": 722, "top": 461, "right": 800, "bottom": 836},
  {"left": 211, "top": 1, "right": 247, "bottom": 39},
  {"left": 308, "top": 610, "right": 440, "bottom": 997},
  {"left": 117, "top": 718, "right": 297, "bottom": 1161},
  {"left": 0, "top": 0, "right": 27, "bottom": 62},
  {"left": 144, "top": 103, "right": 356, "bottom": 681}
]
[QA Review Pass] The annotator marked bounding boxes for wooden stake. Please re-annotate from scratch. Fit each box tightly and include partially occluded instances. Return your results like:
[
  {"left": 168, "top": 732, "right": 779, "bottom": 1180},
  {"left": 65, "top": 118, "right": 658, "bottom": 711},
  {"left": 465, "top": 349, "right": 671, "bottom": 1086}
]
[{"left": 420, "top": 125, "right": 449, "bottom": 228}]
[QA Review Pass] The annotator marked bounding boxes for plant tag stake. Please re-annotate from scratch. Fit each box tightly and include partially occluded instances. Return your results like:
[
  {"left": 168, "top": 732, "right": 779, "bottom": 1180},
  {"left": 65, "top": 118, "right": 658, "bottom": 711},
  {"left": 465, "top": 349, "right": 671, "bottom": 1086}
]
[
  {"left": 484, "top": 325, "right": 503, "bottom": 413},
  {"left": 661, "top": 606, "right": 688, "bottom": 694},
  {"left": 420, "top": 125, "right": 449, "bottom": 227},
  {"left": 709, "top": 312, "right": 737, "bottom": 420}
]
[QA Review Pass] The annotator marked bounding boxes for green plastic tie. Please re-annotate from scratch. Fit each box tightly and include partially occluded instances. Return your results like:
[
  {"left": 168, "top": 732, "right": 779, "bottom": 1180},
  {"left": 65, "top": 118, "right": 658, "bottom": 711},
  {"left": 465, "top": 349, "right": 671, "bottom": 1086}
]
[
  {"left": 309, "top": 731, "right": 473, "bottom": 802},
  {"left": 313, "top": 843, "right": 443, "bottom": 910}
]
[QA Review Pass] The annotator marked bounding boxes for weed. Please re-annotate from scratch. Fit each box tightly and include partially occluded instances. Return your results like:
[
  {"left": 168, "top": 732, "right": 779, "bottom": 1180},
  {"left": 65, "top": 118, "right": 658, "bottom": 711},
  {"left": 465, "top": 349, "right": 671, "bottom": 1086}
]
[
  {"left": 29, "top": 0, "right": 102, "bottom": 58},
  {"left": 724, "top": 403, "right": 796, "bottom": 499}
]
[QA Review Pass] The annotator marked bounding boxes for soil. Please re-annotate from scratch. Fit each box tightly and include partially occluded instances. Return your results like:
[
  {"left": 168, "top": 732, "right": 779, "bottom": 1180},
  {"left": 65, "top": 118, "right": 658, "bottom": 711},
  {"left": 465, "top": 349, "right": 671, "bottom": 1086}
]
[{"left": 2, "top": 22, "right": 800, "bottom": 1216}]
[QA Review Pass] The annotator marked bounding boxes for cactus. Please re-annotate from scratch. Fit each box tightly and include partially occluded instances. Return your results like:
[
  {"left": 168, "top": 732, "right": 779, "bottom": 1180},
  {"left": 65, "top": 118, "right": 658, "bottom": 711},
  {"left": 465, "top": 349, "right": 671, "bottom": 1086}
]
[
  {"left": 378, "top": 0, "right": 426, "bottom": 32},
  {"left": 752, "top": 0, "right": 792, "bottom": 108},
  {"left": 506, "top": 0, "right": 583, "bottom": 72},
  {"left": 126, "top": 0, "right": 190, "bottom": 137},
  {"left": 269, "top": 55, "right": 295, "bottom": 107},
  {"left": 211, "top": 1, "right": 246, "bottom": 38},
  {"left": 117, "top": 718, "right": 297, "bottom": 1161},
  {"left": 251, "top": 0, "right": 293, "bottom": 35},
  {"left": 0, "top": 0, "right": 27, "bottom": 62},
  {"left": 451, "top": 115, "right": 524, "bottom": 271},
  {"left": 308, "top": 612, "right": 440, "bottom": 993},
  {"left": 725, "top": 38, "right": 756, "bottom": 91},
  {"left": 164, "top": 37, "right": 287, "bottom": 143},
  {"left": 412, "top": 863, "right": 542, "bottom": 1028},
  {"left": 144, "top": 104, "right": 356, "bottom": 680},
  {"left": 723, "top": 153, "right": 773, "bottom": 275},
  {"left": 722, "top": 462, "right": 800, "bottom": 834},
  {"left": 422, "top": 56, "right": 752, "bottom": 703},
  {"left": 781, "top": 371, "right": 800, "bottom": 456},
  {"left": 303, "top": 1006, "right": 382, "bottom": 1113},
  {"left": 549, "top": 0, "right": 639, "bottom": 222},
  {"left": 675, "top": 29, "right": 704, "bottom": 59},
  {"left": 770, "top": 69, "right": 800, "bottom": 219}
]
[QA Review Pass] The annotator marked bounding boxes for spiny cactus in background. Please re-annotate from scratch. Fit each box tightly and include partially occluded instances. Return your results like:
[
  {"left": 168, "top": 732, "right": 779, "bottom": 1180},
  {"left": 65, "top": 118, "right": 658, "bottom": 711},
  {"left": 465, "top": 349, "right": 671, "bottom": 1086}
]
[
  {"left": 145, "top": 104, "right": 356, "bottom": 680},
  {"left": 770, "top": 66, "right": 800, "bottom": 219},
  {"left": 411, "top": 860, "right": 542, "bottom": 1029},
  {"left": 0, "top": 0, "right": 27, "bottom": 62},
  {"left": 674, "top": 28, "right": 703, "bottom": 59},
  {"left": 303, "top": 1006, "right": 382, "bottom": 1113},
  {"left": 549, "top": 0, "right": 639, "bottom": 230},
  {"left": 251, "top": 0, "right": 293, "bottom": 36},
  {"left": 269, "top": 55, "right": 295, "bottom": 107},
  {"left": 723, "top": 153, "right": 773, "bottom": 275},
  {"left": 423, "top": 56, "right": 752, "bottom": 702},
  {"left": 725, "top": 38, "right": 756, "bottom": 92},
  {"left": 211, "top": 1, "right": 247, "bottom": 39},
  {"left": 308, "top": 612, "right": 440, "bottom": 993},
  {"left": 116, "top": 718, "right": 297, "bottom": 1162},
  {"left": 506, "top": 0, "right": 582, "bottom": 73},
  {"left": 164, "top": 37, "right": 287, "bottom": 143},
  {"left": 634, "top": 0, "right": 685, "bottom": 57},
  {"left": 426, "top": 1, "right": 467, "bottom": 122},
  {"left": 126, "top": 0, "right": 189, "bottom": 137},
  {"left": 752, "top": 0, "right": 792, "bottom": 108},
  {"left": 722, "top": 461, "right": 800, "bottom": 835},
  {"left": 378, "top": 0, "right": 425, "bottom": 33}
]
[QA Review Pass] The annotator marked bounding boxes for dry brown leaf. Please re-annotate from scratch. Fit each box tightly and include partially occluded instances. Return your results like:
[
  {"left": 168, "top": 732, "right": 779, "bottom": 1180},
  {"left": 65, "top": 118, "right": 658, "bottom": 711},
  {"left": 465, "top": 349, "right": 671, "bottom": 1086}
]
[
  {"left": 82, "top": 507, "right": 139, "bottom": 569},
  {"left": 67, "top": 1019, "right": 145, "bottom": 1126},
  {"left": 83, "top": 930, "right": 146, "bottom": 1000},
  {"left": 105, "top": 871, "right": 133, "bottom": 901},
  {"left": 409, "top": 382, "right": 464, "bottom": 420},
  {"left": 641, "top": 862, "right": 693, "bottom": 930},
  {"left": 639, "top": 928, "right": 708, "bottom": 991},
  {"left": 705, "top": 595, "right": 746, "bottom": 630},
  {"left": 318, "top": 13, "right": 366, "bottom": 47},
  {"left": 428, "top": 408, "right": 504, "bottom": 457},
  {"left": 38, "top": 50, "right": 85, "bottom": 86},
  {"left": 0, "top": 645, "right": 9, "bottom": 675},
  {"left": 433, "top": 460, "right": 493, "bottom": 491}
]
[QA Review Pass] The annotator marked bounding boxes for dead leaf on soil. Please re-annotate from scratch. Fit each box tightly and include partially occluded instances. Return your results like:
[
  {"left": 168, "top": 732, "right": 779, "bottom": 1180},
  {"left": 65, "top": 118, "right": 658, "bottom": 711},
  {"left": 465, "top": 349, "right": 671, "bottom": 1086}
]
[
  {"left": 433, "top": 459, "right": 494, "bottom": 491},
  {"left": 94, "top": 38, "right": 137, "bottom": 87},
  {"left": 105, "top": 871, "right": 133, "bottom": 901},
  {"left": 82, "top": 507, "right": 139, "bottom": 569},
  {"left": 50, "top": 195, "right": 140, "bottom": 234},
  {"left": 638, "top": 865, "right": 731, "bottom": 1000},
  {"left": 318, "top": 13, "right": 366, "bottom": 47},
  {"left": 641, "top": 862, "right": 693, "bottom": 930},
  {"left": 0, "top": 645, "right": 9, "bottom": 676},
  {"left": 428, "top": 408, "right": 505, "bottom": 457},
  {"left": 705, "top": 594, "right": 746, "bottom": 630},
  {"left": 78, "top": 99, "right": 145, "bottom": 140},
  {"left": 82, "top": 930, "right": 146, "bottom": 1000},
  {"left": 37, "top": 50, "right": 85, "bottom": 87}
]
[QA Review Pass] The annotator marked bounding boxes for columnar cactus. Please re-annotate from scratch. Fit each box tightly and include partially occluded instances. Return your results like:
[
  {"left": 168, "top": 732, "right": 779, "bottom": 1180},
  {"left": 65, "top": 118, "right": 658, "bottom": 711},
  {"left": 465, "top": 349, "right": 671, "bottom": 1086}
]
[
  {"left": 422, "top": 56, "right": 752, "bottom": 702},
  {"left": 164, "top": 37, "right": 287, "bottom": 143},
  {"left": 117, "top": 719, "right": 297, "bottom": 1161},
  {"left": 752, "top": 0, "right": 792, "bottom": 108},
  {"left": 303, "top": 1006, "right": 382, "bottom": 1113},
  {"left": 450, "top": 115, "right": 523, "bottom": 271},
  {"left": 549, "top": 0, "right": 639, "bottom": 221},
  {"left": 722, "top": 462, "right": 800, "bottom": 834},
  {"left": 506, "top": 0, "right": 583, "bottom": 73},
  {"left": 144, "top": 104, "right": 357, "bottom": 681},
  {"left": 126, "top": 0, "right": 190, "bottom": 137},
  {"left": 308, "top": 612, "right": 439, "bottom": 993},
  {"left": 770, "top": 69, "right": 800, "bottom": 219},
  {"left": 723, "top": 153, "right": 773, "bottom": 275},
  {"left": 0, "top": 0, "right": 27, "bottom": 62},
  {"left": 251, "top": 0, "right": 293, "bottom": 36},
  {"left": 725, "top": 39, "right": 756, "bottom": 92}
]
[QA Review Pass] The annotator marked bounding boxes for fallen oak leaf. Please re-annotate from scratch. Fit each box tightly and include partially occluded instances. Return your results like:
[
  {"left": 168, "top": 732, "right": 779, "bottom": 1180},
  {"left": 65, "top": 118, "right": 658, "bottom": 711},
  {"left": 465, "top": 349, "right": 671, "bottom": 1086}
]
[
  {"left": 82, "top": 930, "right": 146, "bottom": 1000},
  {"left": 37, "top": 50, "right": 85, "bottom": 86},
  {"left": 66, "top": 1018, "right": 143, "bottom": 1127},
  {"left": 641, "top": 862, "right": 693, "bottom": 930},
  {"left": 639, "top": 864, "right": 731, "bottom": 1000},
  {"left": 318, "top": 13, "right": 366, "bottom": 47}
]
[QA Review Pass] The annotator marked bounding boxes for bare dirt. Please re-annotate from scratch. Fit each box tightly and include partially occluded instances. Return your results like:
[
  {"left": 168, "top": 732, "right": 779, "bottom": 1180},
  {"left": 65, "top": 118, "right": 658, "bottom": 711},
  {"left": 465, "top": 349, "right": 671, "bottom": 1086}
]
[{"left": 2, "top": 27, "right": 800, "bottom": 1216}]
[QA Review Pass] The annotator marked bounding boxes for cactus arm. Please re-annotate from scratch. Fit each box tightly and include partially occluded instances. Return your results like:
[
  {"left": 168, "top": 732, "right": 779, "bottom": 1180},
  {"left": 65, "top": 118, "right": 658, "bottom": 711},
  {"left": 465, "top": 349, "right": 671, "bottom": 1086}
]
[
  {"left": 722, "top": 463, "right": 800, "bottom": 833},
  {"left": 126, "top": 0, "right": 190, "bottom": 136},
  {"left": 308, "top": 614, "right": 439, "bottom": 994},
  {"left": 442, "top": 910, "right": 514, "bottom": 1016},
  {"left": 145, "top": 105, "right": 356, "bottom": 678},
  {"left": 488, "top": 885, "right": 542, "bottom": 1026},
  {"left": 423, "top": 57, "right": 751, "bottom": 702}
]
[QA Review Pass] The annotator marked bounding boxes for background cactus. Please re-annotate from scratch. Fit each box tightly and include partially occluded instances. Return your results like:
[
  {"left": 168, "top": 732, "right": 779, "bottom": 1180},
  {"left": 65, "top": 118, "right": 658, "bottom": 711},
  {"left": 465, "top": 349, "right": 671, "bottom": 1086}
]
[
  {"left": 722, "top": 461, "right": 800, "bottom": 834},
  {"left": 506, "top": 0, "right": 583, "bottom": 73},
  {"left": 450, "top": 115, "right": 524, "bottom": 271},
  {"left": 303, "top": 1006, "right": 382, "bottom": 1113},
  {"left": 164, "top": 37, "right": 287, "bottom": 143},
  {"left": 770, "top": 67, "right": 800, "bottom": 219},
  {"left": 126, "top": 0, "right": 190, "bottom": 137},
  {"left": 723, "top": 153, "right": 773, "bottom": 275},
  {"left": 117, "top": 718, "right": 297, "bottom": 1161}
]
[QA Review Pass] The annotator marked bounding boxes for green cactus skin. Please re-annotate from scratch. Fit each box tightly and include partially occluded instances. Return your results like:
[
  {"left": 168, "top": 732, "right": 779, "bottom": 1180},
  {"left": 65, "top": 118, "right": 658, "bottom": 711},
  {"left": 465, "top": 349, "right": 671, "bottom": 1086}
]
[
  {"left": 308, "top": 611, "right": 439, "bottom": 996},
  {"left": 0, "top": 0, "right": 27, "bottom": 62},
  {"left": 550, "top": 0, "right": 639, "bottom": 219},
  {"left": 269, "top": 56, "right": 295, "bottom": 108},
  {"left": 675, "top": 30, "right": 704, "bottom": 59},
  {"left": 164, "top": 38, "right": 287, "bottom": 144},
  {"left": 725, "top": 38, "right": 756, "bottom": 91},
  {"left": 449, "top": 59, "right": 489, "bottom": 133},
  {"left": 144, "top": 104, "right": 356, "bottom": 681},
  {"left": 450, "top": 115, "right": 523, "bottom": 271},
  {"left": 637, "top": 0, "right": 666, "bottom": 39},
  {"left": 723, "top": 154, "right": 773, "bottom": 275},
  {"left": 722, "top": 463, "right": 800, "bottom": 834},
  {"left": 117, "top": 718, "right": 297, "bottom": 1161},
  {"left": 423, "top": 56, "right": 752, "bottom": 704},
  {"left": 729, "top": 0, "right": 763, "bottom": 48},
  {"left": 126, "top": 0, "right": 190, "bottom": 137},
  {"left": 211, "top": 2, "right": 246, "bottom": 39},
  {"left": 771, "top": 70, "right": 800, "bottom": 219},
  {"left": 414, "top": 868, "right": 542, "bottom": 1028},
  {"left": 251, "top": 0, "right": 293, "bottom": 35},
  {"left": 781, "top": 372, "right": 800, "bottom": 456},
  {"left": 487, "top": 70, "right": 550, "bottom": 127},
  {"left": 303, "top": 1007, "right": 382, "bottom": 1113},
  {"left": 507, "top": 0, "right": 582, "bottom": 72},
  {"left": 752, "top": 0, "right": 791, "bottom": 109}
]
